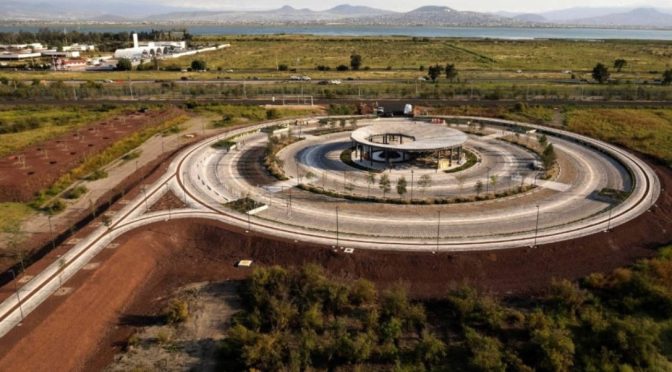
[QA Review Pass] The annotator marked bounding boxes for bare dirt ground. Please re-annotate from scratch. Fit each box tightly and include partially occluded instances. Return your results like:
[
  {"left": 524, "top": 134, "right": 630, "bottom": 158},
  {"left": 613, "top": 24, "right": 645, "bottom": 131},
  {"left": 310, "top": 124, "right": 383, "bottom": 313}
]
[
  {"left": 0, "top": 154, "right": 669, "bottom": 371},
  {"left": 0, "top": 108, "right": 182, "bottom": 202},
  {"left": 106, "top": 282, "right": 239, "bottom": 372}
]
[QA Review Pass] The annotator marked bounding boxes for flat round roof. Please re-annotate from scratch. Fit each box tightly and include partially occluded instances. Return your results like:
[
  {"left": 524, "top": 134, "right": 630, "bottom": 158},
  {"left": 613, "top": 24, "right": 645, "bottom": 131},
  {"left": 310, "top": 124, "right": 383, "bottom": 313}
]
[{"left": 351, "top": 121, "right": 468, "bottom": 152}]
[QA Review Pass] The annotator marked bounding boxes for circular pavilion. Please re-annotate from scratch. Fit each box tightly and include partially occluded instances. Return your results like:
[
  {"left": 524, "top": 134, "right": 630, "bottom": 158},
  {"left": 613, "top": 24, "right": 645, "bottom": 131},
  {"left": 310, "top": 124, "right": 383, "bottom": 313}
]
[{"left": 350, "top": 121, "right": 468, "bottom": 169}]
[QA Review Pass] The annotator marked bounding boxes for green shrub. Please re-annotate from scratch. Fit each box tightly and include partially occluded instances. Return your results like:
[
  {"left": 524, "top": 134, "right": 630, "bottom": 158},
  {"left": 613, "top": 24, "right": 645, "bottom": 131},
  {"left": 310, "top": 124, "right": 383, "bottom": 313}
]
[
  {"left": 63, "top": 185, "right": 88, "bottom": 200},
  {"left": 164, "top": 299, "right": 189, "bottom": 324}
]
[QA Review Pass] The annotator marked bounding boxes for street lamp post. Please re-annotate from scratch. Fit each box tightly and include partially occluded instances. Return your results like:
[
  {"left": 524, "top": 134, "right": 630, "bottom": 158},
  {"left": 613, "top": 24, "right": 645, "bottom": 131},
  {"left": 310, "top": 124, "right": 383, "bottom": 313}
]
[
  {"left": 47, "top": 215, "right": 55, "bottom": 251},
  {"left": 10, "top": 270, "right": 24, "bottom": 322},
  {"left": 335, "top": 206, "right": 340, "bottom": 248},
  {"left": 410, "top": 169, "right": 414, "bottom": 200},
  {"left": 486, "top": 167, "right": 491, "bottom": 193},
  {"left": 606, "top": 205, "right": 613, "bottom": 232},
  {"left": 533, "top": 204, "right": 540, "bottom": 247},
  {"left": 436, "top": 210, "right": 441, "bottom": 252}
]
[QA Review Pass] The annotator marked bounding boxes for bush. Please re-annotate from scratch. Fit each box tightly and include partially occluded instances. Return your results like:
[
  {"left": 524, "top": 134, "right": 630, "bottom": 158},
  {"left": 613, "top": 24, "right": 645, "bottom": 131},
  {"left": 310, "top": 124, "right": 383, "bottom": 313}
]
[
  {"left": 164, "top": 299, "right": 189, "bottom": 324},
  {"left": 191, "top": 59, "right": 207, "bottom": 71},
  {"left": 266, "top": 108, "right": 280, "bottom": 120},
  {"left": 84, "top": 168, "right": 108, "bottom": 181},
  {"left": 336, "top": 64, "right": 349, "bottom": 71},
  {"left": 63, "top": 185, "right": 88, "bottom": 200},
  {"left": 43, "top": 198, "right": 66, "bottom": 214},
  {"left": 116, "top": 58, "right": 132, "bottom": 71}
]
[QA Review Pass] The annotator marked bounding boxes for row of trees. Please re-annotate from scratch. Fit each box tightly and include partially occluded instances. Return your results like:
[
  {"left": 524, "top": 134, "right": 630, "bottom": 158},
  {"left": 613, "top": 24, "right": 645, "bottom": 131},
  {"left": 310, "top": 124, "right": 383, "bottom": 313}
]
[
  {"left": 369, "top": 173, "right": 432, "bottom": 199},
  {"left": 426, "top": 63, "right": 459, "bottom": 82},
  {"left": 217, "top": 247, "right": 672, "bottom": 370},
  {"left": 593, "top": 61, "right": 672, "bottom": 85}
]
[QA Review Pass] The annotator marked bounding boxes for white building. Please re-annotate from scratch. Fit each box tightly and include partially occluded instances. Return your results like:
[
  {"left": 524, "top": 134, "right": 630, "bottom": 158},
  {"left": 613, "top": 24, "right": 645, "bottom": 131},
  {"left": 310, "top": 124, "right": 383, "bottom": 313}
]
[
  {"left": 41, "top": 50, "right": 81, "bottom": 58},
  {"left": 113, "top": 33, "right": 186, "bottom": 60},
  {"left": 63, "top": 44, "right": 95, "bottom": 52}
]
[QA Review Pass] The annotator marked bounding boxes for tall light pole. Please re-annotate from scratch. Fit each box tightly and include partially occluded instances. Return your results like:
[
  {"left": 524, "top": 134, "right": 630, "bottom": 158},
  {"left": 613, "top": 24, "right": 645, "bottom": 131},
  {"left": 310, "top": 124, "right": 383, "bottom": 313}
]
[
  {"left": 47, "top": 215, "right": 55, "bottom": 251},
  {"left": 606, "top": 205, "right": 613, "bottom": 232},
  {"left": 533, "top": 204, "right": 540, "bottom": 248},
  {"left": 10, "top": 270, "right": 24, "bottom": 322},
  {"left": 335, "top": 206, "right": 340, "bottom": 248},
  {"left": 485, "top": 167, "right": 491, "bottom": 193},
  {"left": 436, "top": 210, "right": 441, "bottom": 252},
  {"left": 410, "top": 169, "right": 414, "bottom": 200}
]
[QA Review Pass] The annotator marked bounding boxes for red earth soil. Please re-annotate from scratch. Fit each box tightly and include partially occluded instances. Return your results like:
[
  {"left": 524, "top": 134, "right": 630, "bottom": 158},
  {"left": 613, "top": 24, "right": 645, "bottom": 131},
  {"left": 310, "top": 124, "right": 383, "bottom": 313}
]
[
  {"left": 0, "top": 157, "right": 670, "bottom": 371},
  {"left": 0, "top": 108, "right": 183, "bottom": 202}
]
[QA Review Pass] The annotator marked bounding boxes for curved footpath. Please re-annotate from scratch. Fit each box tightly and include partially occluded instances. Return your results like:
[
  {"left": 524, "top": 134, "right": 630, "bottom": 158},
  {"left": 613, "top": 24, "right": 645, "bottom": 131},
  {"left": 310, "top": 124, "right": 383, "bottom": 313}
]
[{"left": 0, "top": 115, "right": 660, "bottom": 338}]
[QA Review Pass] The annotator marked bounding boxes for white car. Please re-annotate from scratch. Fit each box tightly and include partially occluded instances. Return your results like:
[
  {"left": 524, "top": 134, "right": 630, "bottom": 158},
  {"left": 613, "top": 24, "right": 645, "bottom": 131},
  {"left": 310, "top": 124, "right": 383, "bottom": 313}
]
[{"left": 329, "top": 79, "right": 342, "bottom": 85}]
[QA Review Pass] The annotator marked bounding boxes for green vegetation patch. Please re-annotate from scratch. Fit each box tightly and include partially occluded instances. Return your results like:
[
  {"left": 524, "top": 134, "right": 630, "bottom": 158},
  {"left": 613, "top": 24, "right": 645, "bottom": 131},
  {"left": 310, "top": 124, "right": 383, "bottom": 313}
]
[
  {"left": 224, "top": 197, "right": 265, "bottom": 213},
  {"left": 219, "top": 247, "right": 672, "bottom": 370},
  {"left": 0, "top": 104, "right": 122, "bottom": 157},
  {"left": 444, "top": 149, "right": 478, "bottom": 174},
  {"left": 62, "top": 185, "right": 88, "bottom": 200},
  {"left": 264, "top": 134, "right": 302, "bottom": 181},
  {"left": 0, "top": 202, "right": 33, "bottom": 233},
  {"left": 212, "top": 139, "right": 236, "bottom": 151},
  {"left": 567, "top": 108, "right": 672, "bottom": 164}
]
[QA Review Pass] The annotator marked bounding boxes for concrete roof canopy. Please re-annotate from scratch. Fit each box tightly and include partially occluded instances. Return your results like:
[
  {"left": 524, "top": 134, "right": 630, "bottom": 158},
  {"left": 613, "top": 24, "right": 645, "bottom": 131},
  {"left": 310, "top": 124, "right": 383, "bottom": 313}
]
[{"left": 351, "top": 121, "right": 468, "bottom": 152}]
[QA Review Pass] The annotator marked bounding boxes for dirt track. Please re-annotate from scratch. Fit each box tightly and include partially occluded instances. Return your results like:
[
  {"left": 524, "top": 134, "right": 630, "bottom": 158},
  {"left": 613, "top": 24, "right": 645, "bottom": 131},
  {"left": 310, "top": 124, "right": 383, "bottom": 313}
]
[{"left": 0, "top": 156, "right": 670, "bottom": 371}]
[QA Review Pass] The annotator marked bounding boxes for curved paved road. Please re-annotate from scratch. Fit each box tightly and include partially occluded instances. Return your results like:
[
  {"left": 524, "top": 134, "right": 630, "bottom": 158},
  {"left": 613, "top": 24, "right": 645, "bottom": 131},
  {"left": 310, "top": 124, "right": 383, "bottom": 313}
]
[{"left": 0, "top": 115, "right": 660, "bottom": 338}]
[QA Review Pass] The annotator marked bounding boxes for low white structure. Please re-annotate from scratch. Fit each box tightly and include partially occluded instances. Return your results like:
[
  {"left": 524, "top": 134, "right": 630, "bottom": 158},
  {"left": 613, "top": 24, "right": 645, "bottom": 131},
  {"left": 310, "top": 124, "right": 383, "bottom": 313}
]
[
  {"left": 114, "top": 33, "right": 187, "bottom": 60},
  {"left": 0, "top": 52, "right": 42, "bottom": 60},
  {"left": 41, "top": 50, "right": 80, "bottom": 58}
]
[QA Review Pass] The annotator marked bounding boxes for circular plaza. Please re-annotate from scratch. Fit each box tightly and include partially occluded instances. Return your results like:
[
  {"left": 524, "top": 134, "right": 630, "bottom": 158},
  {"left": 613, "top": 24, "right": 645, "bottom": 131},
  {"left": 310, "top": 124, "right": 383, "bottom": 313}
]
[{"left": 175, "top": 116, "right": 660, "bottom": 251}]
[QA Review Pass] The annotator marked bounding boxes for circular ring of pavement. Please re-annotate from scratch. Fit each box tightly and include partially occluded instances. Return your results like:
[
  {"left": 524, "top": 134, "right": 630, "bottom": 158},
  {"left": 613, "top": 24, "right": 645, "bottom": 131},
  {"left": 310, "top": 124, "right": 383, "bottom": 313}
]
[{"left": 176, "top": 116, "right": 660, "bottom": 252}]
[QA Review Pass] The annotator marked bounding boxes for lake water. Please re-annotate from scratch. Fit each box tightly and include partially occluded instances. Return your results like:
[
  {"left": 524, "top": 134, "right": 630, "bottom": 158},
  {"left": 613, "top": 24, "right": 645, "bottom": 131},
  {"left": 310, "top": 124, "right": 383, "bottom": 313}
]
[{"left": 1, "top": 24, "right": 672, "bottom": 40}]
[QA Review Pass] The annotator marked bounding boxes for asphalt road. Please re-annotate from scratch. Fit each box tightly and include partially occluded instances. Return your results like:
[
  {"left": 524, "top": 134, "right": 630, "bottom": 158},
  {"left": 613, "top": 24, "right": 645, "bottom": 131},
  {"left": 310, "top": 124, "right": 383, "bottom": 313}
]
[{"left": 0, "top": 114, "right": 660, "bottom": 339}]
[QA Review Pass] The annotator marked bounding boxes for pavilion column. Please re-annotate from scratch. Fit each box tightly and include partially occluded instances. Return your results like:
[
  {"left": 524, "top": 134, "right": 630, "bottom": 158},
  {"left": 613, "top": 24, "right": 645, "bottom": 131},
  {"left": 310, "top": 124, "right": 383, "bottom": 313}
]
[{"left": 449, "top": 148, "right": 453, "bottom": 166}]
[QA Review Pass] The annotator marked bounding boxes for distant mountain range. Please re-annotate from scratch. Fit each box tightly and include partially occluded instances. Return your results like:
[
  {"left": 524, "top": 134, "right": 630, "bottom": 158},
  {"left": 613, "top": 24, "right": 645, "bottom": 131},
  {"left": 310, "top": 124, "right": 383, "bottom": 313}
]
[{"left": 2, "top": 2, "right": 672, "bottom": 29}]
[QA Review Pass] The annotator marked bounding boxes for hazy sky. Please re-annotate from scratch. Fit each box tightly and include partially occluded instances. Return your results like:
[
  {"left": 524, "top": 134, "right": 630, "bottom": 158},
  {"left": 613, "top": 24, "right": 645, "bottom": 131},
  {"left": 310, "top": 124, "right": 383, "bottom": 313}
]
[{"left": 155, "top": 0, "right": 671, "bottom": 12}]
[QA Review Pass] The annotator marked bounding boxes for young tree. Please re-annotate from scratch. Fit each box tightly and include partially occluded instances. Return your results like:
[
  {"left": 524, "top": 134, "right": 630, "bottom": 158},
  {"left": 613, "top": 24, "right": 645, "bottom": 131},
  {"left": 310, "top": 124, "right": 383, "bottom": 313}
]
[
  {"left": 396, "top": 176, "right": 408, "bottom": 199},
  {"left": 542, "top": 144, "right": 556, "bottom": 169},
  {"left": 592, "top": 63, "right": 610, "bottom": 84},
  {"left": 538, "top": 133, "right": 548, "bottom": 148},
  {"left": 379, "top": 174, "right": 391, "bottom": 197},
  {"left": 418, "top": 174, "right": 432, "bottom": 195},
  {"left": 662, "top": 69, "right": 672, "bottom": 86},
  {"left": 613, "top": 58, "right": 627, "bottom": 72},
  {"left": 116, "top": 58, "right": 132, "bottom": 71},
  {"left": 490, "top": 175, "right": 498, "bottom": 194},
  {"left": 350, "top": 54, "right": 362, "bottom": 71},
  {"left": 427, "top": 64, "right": 443, "bottom": 82},
  {"left": 445, "top": 63, "right": 458, "bottom": 81},
  {"left": 366, "top": 172, "right": 376, "bottom": 197},
  {"left": 475, "top": 180, "right": 484, "bottom": 196}
]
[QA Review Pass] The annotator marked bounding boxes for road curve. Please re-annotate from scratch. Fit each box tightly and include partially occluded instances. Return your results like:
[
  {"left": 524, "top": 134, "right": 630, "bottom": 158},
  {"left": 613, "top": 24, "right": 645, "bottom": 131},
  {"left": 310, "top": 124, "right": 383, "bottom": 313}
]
[{"left": 0, "top": 115, "right": 660, "bottom": 339}]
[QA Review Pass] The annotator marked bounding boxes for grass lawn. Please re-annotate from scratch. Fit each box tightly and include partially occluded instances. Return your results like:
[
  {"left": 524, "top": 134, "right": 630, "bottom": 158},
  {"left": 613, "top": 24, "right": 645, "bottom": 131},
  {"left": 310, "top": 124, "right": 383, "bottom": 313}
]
[{"left": 566, "top": 108, "right": 672, "bottom": 163}]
